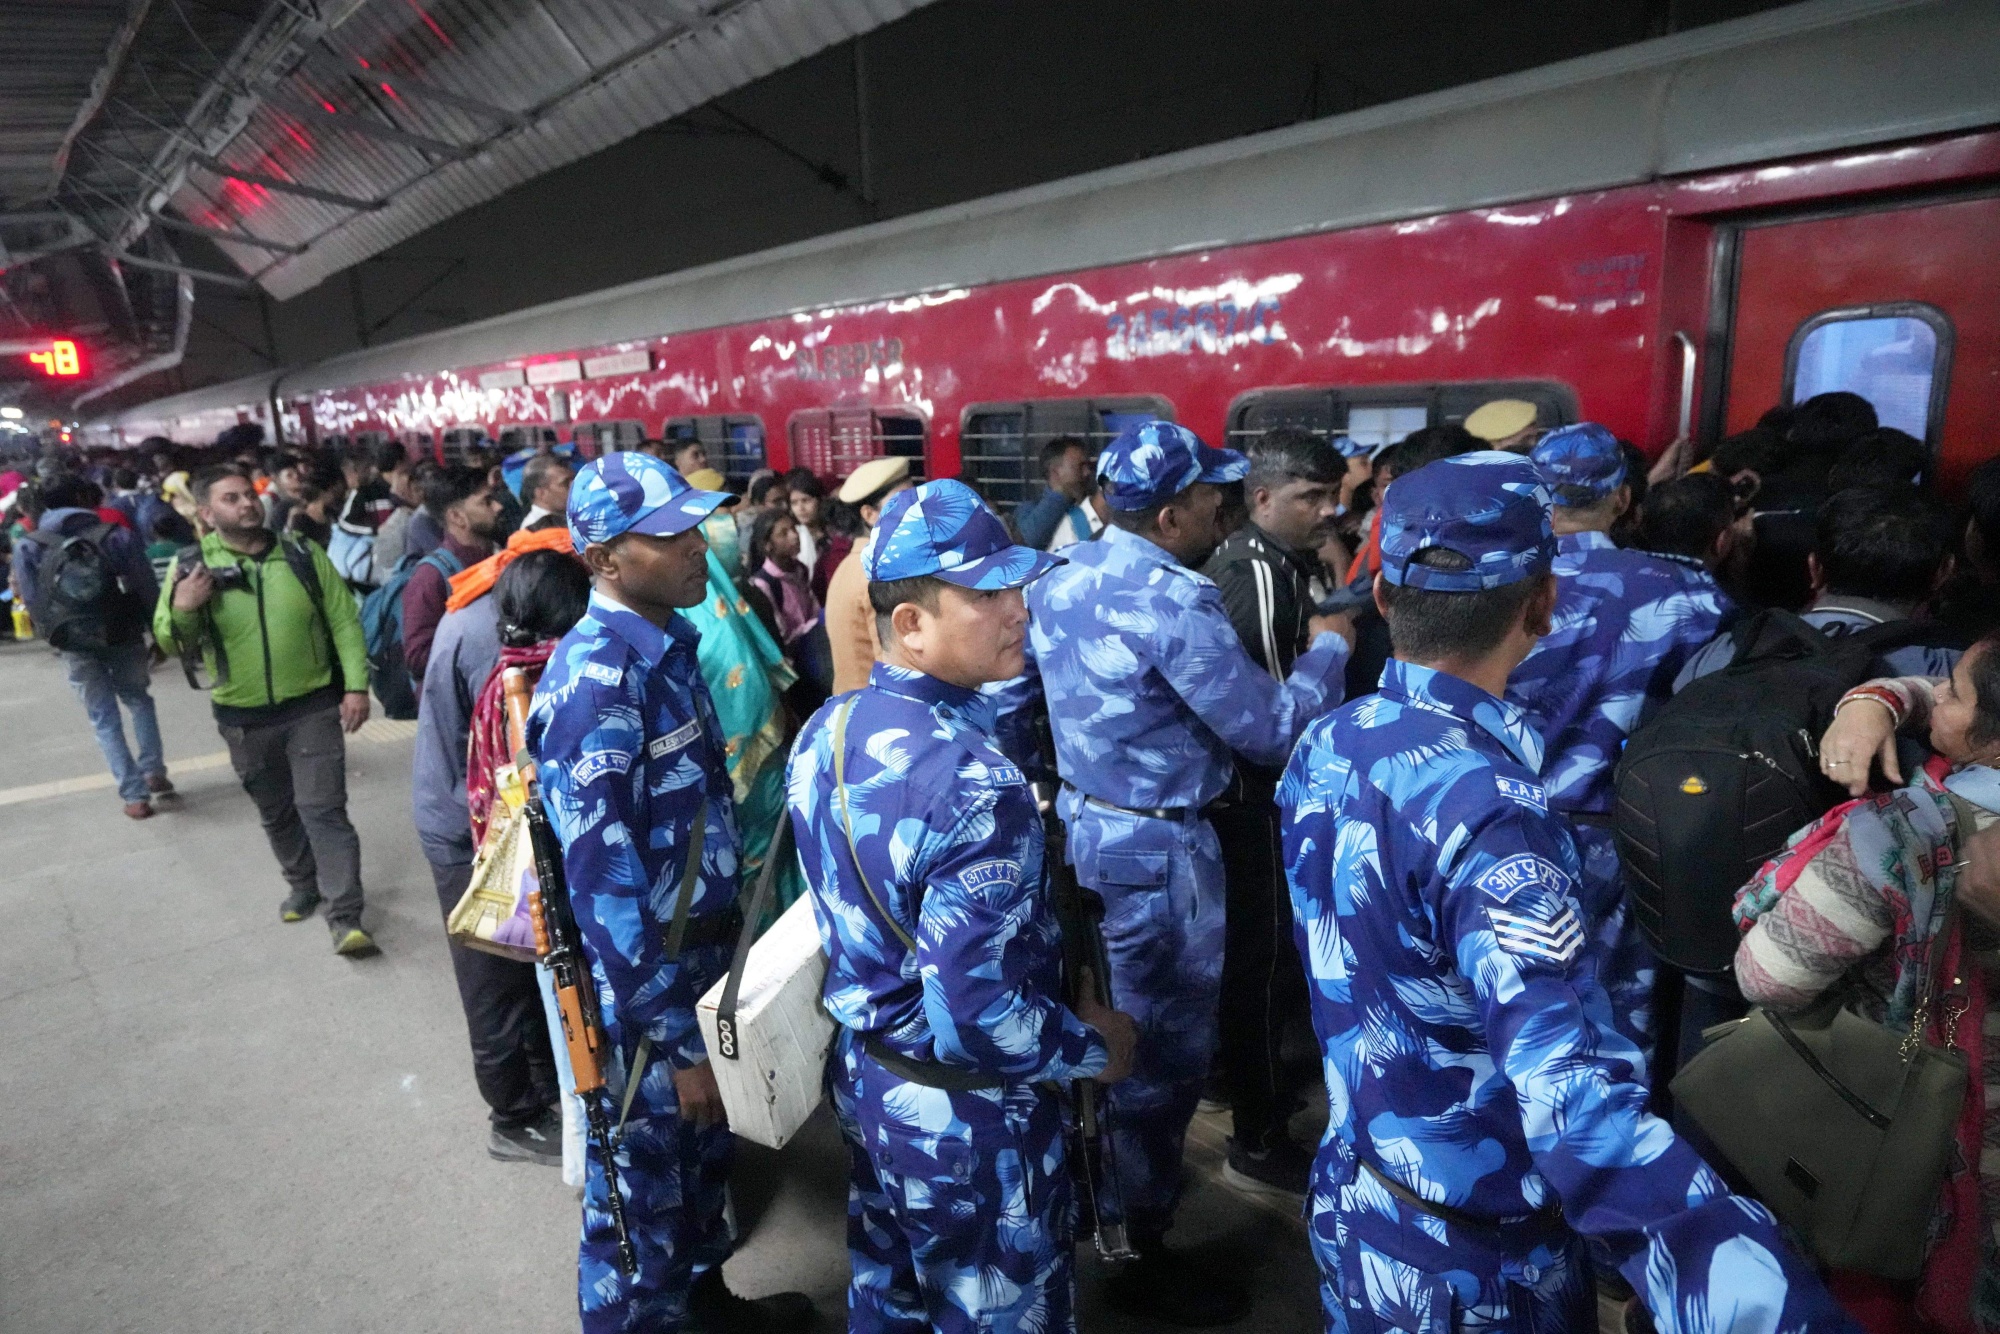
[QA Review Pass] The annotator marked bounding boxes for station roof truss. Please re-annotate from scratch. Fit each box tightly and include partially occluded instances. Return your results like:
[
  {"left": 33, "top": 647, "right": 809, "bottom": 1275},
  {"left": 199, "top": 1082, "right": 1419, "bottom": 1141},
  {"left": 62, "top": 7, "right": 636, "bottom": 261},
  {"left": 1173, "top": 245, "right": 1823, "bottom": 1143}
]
[{"left": 1, "top": 0, "right": 940, "bottom": 311}]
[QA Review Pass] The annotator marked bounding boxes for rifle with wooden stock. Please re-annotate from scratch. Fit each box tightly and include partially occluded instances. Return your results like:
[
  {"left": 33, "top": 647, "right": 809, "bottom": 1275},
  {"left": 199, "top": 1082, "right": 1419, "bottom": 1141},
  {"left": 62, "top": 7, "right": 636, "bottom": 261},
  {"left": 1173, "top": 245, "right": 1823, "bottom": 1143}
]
[
  {"left": 502, "top": 666, "right": 640, "bottom": 1277},
  {"left": 1030, "top": 710, "right": 1138, "bottom": 1265}
]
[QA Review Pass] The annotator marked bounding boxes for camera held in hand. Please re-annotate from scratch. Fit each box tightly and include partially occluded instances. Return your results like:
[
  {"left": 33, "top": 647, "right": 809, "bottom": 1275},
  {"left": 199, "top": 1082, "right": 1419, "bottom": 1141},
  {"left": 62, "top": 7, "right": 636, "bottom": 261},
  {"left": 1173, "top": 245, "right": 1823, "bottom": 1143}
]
[{"left": 173, "top": 547, "right": 247, "bottom": 593}]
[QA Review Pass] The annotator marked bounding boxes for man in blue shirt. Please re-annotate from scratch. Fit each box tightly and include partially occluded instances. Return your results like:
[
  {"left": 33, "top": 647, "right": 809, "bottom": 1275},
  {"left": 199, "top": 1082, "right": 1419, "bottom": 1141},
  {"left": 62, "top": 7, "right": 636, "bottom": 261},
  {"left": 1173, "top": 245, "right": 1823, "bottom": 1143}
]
[
  {"left": 1008, "top": 435, "right": 1093, "bottom": 550},
  {"left": 788, "top": 479, "right": 1136, "bottom": 1334},
  {"left": 527, "top": 453, "right": 812, "bottom": 1334},
  {"left": 1002, "top": 421, "right": 1350, "bottom": 1325},
  {"left": 1280, "top": 452, "right": 1857, "bottom": 1334},
  {"left": 1505, "top": 424, "right": 1731, "bottom": 1057}
]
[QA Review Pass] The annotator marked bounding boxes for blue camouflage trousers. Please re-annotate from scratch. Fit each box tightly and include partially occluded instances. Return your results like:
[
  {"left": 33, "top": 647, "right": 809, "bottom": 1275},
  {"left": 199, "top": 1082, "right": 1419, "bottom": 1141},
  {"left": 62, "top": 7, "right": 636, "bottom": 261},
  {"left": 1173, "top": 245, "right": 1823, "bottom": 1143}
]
[
  {"left": 1061, "top": 796, "right": 1225, "bottom": 1239},
  {"left": 1311, "top": 1162, "right": 1593, "bottom": 1334},
  {"left": 1570, "top": 822, "right": 1656, "bottom": 1072},
  {"left": 830, "top": 1029, "right": 1077, "bottom": 1334},
  {"left": 579, "top": 1014, "right": 735, "bottom": 1332}
]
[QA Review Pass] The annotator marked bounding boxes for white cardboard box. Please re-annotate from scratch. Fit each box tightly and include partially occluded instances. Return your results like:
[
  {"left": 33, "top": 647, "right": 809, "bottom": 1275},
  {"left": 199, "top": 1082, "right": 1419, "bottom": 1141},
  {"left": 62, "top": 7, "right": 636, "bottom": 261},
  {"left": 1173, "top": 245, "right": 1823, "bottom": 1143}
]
[{"left": 696, "top": 894, "right": 834, "bottom": 1150}]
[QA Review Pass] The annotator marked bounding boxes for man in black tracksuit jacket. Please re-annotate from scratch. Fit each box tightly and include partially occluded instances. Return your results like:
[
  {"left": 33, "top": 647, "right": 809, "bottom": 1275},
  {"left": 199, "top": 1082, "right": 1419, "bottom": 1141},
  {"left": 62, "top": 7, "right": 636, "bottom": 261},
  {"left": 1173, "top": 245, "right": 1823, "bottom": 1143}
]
[{"left": 1201, "top": 426, "right": 1349, "bottom": 1196}]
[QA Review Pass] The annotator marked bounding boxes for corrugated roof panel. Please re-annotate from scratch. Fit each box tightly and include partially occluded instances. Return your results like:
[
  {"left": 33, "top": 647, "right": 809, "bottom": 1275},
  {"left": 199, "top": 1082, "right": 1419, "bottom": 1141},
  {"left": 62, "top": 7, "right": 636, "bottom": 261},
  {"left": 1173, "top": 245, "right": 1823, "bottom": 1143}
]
[{"left": 183, "top": 0, "right": 941, "bottom": 298}]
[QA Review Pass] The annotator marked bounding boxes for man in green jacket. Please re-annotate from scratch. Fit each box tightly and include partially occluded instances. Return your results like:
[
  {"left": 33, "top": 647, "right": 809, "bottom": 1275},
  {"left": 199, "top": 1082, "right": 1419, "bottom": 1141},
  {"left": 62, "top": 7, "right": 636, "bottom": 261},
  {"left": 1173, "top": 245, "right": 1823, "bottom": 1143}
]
[{"left": 154, "top": 465, "right": 379, "bottom": 955}]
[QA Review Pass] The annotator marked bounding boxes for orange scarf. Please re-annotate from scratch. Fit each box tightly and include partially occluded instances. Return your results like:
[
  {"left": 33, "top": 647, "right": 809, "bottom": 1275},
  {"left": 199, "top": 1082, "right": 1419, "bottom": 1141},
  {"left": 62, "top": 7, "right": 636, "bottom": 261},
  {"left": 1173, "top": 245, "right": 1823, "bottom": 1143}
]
[{"left": 446, "top": 525, "right": 575, "bottom": 613}]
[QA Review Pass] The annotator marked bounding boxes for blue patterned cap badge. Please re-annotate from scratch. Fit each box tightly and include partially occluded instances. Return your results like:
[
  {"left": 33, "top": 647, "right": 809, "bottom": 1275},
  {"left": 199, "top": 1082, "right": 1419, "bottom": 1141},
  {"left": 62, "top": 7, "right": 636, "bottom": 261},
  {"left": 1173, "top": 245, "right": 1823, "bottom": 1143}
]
[
  {"left": 566, "top": 451, "right": 733, "bottom": 553},
  {"left": 1378, "top": 451, "right": 1556, "bottom": 592},
  {"left": 1096, "top": 420, "right": 1248, "bottom": 512},
  {"left": 865, "top": 478, "right": 1063, "bottom": 590}
]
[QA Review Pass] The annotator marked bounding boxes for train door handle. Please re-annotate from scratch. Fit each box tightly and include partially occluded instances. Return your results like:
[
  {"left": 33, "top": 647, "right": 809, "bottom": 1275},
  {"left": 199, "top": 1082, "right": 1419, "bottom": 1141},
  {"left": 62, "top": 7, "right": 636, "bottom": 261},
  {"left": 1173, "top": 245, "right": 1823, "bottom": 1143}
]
[{"left": 1672, "top": 331, "right": 1697, "bottom": 441}]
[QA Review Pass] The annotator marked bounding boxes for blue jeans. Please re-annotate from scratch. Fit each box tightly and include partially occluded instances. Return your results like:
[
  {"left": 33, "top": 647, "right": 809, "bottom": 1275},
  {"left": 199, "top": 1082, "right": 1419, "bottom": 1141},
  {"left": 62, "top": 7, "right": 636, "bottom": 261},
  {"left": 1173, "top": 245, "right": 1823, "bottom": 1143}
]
[{"left": 61, "top": 642, "right": 164, "bottom": 803}]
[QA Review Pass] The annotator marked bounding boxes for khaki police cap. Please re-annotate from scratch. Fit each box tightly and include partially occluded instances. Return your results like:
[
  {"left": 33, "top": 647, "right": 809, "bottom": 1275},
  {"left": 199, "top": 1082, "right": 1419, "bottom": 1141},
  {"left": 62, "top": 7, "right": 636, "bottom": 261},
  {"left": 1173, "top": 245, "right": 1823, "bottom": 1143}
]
[
  {"left": 837, "top": 455, "right": 913, "bottom": 504},
  {"left": 1464, "top": 399, "right": 1539, "bottom": 442}
]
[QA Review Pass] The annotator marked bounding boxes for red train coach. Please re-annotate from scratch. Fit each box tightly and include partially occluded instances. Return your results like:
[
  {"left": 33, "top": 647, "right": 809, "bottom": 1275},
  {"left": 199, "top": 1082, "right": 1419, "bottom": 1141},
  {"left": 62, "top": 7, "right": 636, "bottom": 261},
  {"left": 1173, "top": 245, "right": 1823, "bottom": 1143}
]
[{"left": 100, "top": 0, "right": 2000, "bottom": 501}]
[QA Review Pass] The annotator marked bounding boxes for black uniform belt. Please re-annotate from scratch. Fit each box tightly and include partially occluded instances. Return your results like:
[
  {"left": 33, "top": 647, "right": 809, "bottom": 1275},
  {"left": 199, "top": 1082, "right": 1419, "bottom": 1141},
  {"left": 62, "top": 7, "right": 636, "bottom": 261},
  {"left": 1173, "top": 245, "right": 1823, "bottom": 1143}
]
[
  {"left": 1065, "top": 782, "right": 1198, "bottom": 822},
  {"left": 662, "top": 903, "right": 743, "bottom": 953},
  {"left": 861, "top": 1034, "right": 1009, "bottom": 1092},
  {"left": 1359, "top": 1159, "right": 1565, "bottom": 1236}
]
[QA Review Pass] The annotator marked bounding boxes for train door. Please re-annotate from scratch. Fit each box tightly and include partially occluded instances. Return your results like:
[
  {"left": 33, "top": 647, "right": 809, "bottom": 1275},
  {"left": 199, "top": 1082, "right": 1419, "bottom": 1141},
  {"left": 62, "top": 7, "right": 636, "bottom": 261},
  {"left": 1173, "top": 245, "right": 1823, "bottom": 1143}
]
[{"left": 1712, "top": 192, "right": 2000, "bottom": 491}]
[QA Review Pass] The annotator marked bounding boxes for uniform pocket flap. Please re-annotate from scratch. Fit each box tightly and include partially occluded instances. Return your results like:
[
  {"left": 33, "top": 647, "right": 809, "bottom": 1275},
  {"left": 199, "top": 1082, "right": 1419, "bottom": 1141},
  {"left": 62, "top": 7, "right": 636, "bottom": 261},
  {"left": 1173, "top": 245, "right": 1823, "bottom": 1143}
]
[
  {"left": 871, "top": 1123, "right": 976, "bottom": 1185},
  {"left": 1093, "top": 849, "right": 1170, "bottom": 886}
]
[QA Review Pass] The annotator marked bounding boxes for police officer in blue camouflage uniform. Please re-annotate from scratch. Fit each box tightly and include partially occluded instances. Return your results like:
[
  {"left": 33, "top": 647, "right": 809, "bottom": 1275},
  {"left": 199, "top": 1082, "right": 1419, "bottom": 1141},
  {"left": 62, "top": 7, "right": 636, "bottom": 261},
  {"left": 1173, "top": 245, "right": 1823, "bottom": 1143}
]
[
  {"left": 1001, "top": 421, "right": 1351, "bottom": 1325},
  {"left": 1504, "top": 424, "right": 1731, "bottom": 1058},
  {"left": 529, "top": 453, "right": 815, "bottom": 1334},
  {"left": 1280, "top": 452, "right": 1857, "bottom": 1334},
  {"left": 788, "top": 478, "right": 1138, "bottom": 1334}
]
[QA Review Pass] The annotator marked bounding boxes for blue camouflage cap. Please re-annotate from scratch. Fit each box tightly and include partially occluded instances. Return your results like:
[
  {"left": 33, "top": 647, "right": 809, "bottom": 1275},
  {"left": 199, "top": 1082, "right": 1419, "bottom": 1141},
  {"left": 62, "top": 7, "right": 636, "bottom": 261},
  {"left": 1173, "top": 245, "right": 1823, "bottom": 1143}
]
[
  {"left": 1331, "top": 434, "right": 1373, "bottom": 461},
  {"left": 566, "top": 451, "right": 733, "bottom": 553},
  {"left": 1379, "top": 451, "right": 1557, "bottom": 592},
  {"left": 865, "top": 479, "right": 1062, "bottom": 590},
  {"left": 1096, "top": 420, "right": 1248, "bottom": 511},
  {"left": 1531, "top": 422, "right": 1627, "bottom": 502}
]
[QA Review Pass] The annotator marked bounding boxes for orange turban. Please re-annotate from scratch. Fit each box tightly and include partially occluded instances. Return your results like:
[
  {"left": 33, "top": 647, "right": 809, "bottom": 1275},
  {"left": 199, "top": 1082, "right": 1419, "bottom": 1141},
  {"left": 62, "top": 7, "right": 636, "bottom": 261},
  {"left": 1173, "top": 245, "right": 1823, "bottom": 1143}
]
[{"left": 445, "top": 525, "right": 578, "bottom": 613}]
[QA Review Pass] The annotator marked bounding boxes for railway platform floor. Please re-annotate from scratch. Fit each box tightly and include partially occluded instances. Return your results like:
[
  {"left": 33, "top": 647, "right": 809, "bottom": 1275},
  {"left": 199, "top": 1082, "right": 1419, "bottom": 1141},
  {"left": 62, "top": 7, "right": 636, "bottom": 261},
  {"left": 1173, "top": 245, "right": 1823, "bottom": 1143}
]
[{"left": 0, "top": 638, "right": 1338, "bottom": 1333}]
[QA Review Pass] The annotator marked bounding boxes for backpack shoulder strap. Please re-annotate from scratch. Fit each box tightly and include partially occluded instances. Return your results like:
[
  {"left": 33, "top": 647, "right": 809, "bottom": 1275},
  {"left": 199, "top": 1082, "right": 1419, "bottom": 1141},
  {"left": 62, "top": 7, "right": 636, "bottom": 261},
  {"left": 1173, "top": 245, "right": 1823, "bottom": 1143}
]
[{"left": 276, "top": 533, "right": 325, "bottom": 607}]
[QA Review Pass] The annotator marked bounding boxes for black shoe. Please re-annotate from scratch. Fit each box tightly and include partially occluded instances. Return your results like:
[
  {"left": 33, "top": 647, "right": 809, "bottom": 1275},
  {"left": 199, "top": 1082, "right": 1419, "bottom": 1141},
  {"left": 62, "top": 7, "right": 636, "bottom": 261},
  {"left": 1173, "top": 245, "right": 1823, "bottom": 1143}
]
[
  {"left": 1102, "top": 1242, "right": 1251, "bottom": 1326},
  {"left": 280, "top": 888, "right": 322, "bottom": 922},
  {"left": 1222, "top": 1136, "right": 1312, "bottom": 1200},
  {"left": 689, "top": 1268, "right": 815, "bottom": 1334},
  {"left": 488, "top": 1109, "right": 562, "bottom": 1166}
]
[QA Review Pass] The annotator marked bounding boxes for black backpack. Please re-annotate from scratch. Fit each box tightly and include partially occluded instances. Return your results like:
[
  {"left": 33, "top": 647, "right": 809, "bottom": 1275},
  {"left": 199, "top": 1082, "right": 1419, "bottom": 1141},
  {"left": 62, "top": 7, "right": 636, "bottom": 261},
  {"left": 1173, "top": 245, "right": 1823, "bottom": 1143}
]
[
  {"left": 1613, "top": 609, "right": 1940, "bottom": 975},
  {"left": 27, "top": 521, "right": 144, "bottom": 653}
]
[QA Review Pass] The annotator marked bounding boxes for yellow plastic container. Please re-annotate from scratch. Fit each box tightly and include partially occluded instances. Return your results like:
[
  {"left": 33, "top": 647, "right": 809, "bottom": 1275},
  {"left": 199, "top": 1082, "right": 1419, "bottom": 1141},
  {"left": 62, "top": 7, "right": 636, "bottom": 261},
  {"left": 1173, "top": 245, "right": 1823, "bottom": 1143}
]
[{"left": 9, "top": 604, "right": 30, "bottom": 640}]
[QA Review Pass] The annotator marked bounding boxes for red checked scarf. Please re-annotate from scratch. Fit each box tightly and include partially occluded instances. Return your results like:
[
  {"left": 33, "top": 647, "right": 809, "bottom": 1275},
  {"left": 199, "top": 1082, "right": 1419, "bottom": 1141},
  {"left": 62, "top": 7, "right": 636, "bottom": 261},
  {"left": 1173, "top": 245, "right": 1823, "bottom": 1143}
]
[
  {"left": 465, "top": 640, "right": 557, "bottom": 845},
  {"left": 1734, "top": 756, "right": 1992, "bottom": 1334}
]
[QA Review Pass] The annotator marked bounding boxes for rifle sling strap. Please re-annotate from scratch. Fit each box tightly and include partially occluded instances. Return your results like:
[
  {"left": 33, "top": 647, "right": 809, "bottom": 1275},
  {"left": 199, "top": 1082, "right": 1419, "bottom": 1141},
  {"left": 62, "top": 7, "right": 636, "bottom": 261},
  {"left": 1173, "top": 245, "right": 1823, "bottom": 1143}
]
[
  {"left": 834, "top": 697, "right": 919, "bottom": 954},
  {"left": 616, "top": 788, "right": 711, "bottom": 1136}
]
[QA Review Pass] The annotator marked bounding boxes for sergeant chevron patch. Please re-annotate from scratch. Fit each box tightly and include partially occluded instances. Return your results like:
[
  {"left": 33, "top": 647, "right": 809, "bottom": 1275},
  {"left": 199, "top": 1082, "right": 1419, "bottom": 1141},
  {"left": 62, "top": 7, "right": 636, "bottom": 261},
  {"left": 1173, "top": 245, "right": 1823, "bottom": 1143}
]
[{"left": 1485, "top": 902, "right": 1584, "bottom": 965}]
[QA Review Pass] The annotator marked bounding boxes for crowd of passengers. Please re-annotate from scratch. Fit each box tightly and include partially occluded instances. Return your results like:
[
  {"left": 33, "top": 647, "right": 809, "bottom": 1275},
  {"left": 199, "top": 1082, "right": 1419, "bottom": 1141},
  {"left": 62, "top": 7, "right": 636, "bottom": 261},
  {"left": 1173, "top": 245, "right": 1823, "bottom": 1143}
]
[{"left": 2, "top": 388, "right": 1998, "bottom": 1334}]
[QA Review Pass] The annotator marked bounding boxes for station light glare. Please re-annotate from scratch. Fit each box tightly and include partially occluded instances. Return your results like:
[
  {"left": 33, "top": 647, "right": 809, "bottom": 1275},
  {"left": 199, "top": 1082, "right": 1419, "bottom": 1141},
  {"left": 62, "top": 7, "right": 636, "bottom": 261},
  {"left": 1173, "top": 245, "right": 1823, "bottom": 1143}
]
[
  {"left": 28, "top": 339, "right": 83, "bottom": 377},
  {"left": 0, "top": 406, "right": 22, "bottom": 420}
]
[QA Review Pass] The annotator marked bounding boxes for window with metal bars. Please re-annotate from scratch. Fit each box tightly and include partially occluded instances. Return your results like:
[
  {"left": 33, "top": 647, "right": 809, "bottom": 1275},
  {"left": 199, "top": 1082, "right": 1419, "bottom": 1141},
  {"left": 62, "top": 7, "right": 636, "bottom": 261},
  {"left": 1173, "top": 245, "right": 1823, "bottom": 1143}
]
[
  {"left": 787, "top": 408, "right": 926, "bottom": 484},
  {"left": 1226, "top": 381, "right": 1576, "bottom": 455},
  {"left": 665, "top": 415, "right": 766, "bottom": 488},
  {"left": 569, "top": 420, "right": 647, "bottom": 460},
  {"left": 497, "top": 424, "right": 563, "bottom": 455},
  {"left": 958, "top": 397, "right": 1172, "bottom": 514}
]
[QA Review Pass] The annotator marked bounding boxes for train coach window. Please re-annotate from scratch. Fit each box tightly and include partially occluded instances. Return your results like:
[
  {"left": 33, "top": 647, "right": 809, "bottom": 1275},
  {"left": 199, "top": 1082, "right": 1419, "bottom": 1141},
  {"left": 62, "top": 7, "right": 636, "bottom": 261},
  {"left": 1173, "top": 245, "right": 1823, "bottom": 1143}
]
[
  {"left": 571, "top": 420, "right": 646, "bottom": 459},
  {"left": 1785, "top": 304, "right": 1952, "bottom": 445},
  {"left": 439, "top": 428, "right": 490, "bottom": 463},
  {"left": 665, "top": 415, "right": 766, "bottom": 488},
  {"left": 498, "top": 424, "right": 563, "bottom": 454},
  {"left": 960, "top": 397, "right": 1172, "bottom": 514},
  {"left": 789, "top": 409, "right": 927, "bottom": 484},
  {"left": 1228, "top": 381, "right": 1576, "bottom": 453}
]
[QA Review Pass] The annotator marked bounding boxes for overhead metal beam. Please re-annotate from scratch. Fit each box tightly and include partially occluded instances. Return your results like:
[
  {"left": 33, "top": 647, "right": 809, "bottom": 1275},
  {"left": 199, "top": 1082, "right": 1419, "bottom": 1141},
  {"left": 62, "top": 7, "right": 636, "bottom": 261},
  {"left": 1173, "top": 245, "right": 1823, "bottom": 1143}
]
[
  {"left": 113, "top": 249, "right": 256, "bottom": 288},
  {"left": 190, "top": 156, "right": 386, "bottom": 211},
  {"left": 314, "top": 60, "right": 526, "bottom": 130},
  {"left": 150, "top": 211, "right": 304, "bottom": 254},
  {"left": 262, "top": 90, "right": 475, "bottom": 161},
  {"left": 51, "top": 0, "right": 157, "bottom": 198}
]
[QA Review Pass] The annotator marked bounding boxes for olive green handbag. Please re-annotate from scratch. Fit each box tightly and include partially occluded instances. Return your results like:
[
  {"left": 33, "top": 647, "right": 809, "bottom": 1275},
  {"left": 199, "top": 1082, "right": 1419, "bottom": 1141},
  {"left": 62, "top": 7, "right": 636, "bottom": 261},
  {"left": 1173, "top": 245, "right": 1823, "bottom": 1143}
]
[{"left": 1669, "top": 792, "right": 1980, "bottom": 1281}]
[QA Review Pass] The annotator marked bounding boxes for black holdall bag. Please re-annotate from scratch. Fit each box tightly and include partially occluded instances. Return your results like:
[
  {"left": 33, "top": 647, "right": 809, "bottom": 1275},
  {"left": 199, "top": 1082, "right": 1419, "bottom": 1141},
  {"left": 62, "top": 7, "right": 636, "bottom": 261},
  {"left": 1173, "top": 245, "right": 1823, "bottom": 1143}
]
[
  {"left": 26, "top": 521, "right": 145, "bottom": 653},
  {"left": 1613, "top": 609, "right": 1940, "bottom": 975}
]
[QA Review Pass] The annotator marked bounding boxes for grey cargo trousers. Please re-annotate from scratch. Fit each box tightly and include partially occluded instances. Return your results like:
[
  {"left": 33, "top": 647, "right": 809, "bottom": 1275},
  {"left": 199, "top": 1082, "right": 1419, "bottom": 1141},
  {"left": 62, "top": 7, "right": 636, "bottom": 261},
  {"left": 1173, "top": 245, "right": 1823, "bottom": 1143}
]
[{"left": 220, "top": 703, "right": 365, "bottom": 928}]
